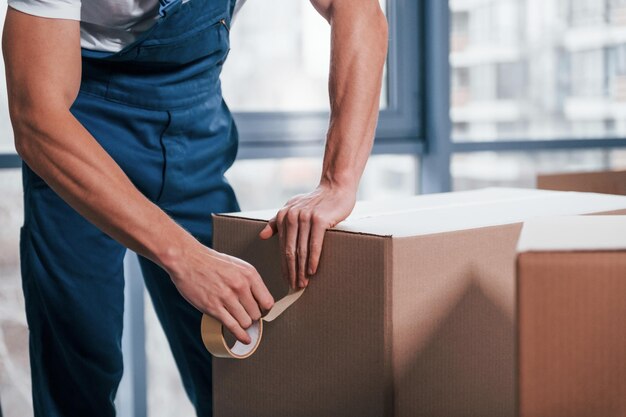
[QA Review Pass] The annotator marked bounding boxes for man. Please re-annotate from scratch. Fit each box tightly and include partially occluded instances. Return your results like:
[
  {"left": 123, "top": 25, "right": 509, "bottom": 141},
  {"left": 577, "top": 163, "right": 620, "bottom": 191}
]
[{"left": 2, "top": 0, "right": 387, "bottom": 415}]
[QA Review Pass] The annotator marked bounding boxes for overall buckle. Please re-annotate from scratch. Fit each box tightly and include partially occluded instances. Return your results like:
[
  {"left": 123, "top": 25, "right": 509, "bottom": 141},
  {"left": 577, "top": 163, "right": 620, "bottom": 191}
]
[{"left": 158, "top": 0, "right": 183, "bottom": 17}]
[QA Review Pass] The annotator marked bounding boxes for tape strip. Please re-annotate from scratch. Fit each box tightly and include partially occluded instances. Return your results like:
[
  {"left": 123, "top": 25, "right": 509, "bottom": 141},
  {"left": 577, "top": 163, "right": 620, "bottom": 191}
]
[{"left": 201, "top": 287, "right": 305, "bottom": 359}]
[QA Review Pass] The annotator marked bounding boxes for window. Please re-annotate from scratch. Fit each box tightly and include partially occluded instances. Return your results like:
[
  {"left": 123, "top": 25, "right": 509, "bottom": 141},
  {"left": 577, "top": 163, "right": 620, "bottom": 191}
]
[
  {"left": 496, "top": 62, "right": 525, "bottom": 100},
  {"left": 609, "top": 0, "right": 626, "bottom": 25},
  {"left": 0, "top": 169, "right": 29, "bottom": 416},
  {"left": 224, "top": 0, "right": 420, "bottom": 147},
  {"left": 570, "top": 49, "right": 606, "bottom": 98},
  {"left": 222, "top": 0, "right": 388, "bottom": 112},
  {"left": 461, "top": 0, "right": 519, "bottom": 47},
  {"left": 450, "top": 11, "right": 469, "bottom": 52},
  {"left": 0, "top": 6, "right": 29, "bottom": 417},
  {"left": 450, "top": 0, "right": 626, "bottom": 141},
  {"left": 609, "top": 44, "right": 626, "bottom": 105},
  {"left": 569, "top": 0, "right": 607, "bottom": 26}
]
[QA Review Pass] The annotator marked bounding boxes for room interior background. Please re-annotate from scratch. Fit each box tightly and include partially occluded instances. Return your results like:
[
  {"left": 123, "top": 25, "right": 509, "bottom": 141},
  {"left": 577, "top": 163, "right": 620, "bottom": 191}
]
[{"left": 1, "top": 0, "right": 626, "bottom": 416}]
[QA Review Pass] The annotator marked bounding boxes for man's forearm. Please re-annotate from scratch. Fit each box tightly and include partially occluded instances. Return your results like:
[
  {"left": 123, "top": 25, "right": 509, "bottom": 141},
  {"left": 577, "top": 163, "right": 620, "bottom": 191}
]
[
  {"left": 321, "top": 1, "right": 388, "bottom": 191},
  {"left": 257, "top": 1, "right": 388, "bottom": 288},
  {"left": 13, "top": 108, "right": 194, "bottom": 274}
]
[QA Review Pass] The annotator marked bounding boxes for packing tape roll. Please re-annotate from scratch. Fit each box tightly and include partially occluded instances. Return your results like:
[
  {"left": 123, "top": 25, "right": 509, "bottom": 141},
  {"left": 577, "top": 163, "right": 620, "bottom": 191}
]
[{"left": 201, "top": 287, "right": 305, "bottom": 359}]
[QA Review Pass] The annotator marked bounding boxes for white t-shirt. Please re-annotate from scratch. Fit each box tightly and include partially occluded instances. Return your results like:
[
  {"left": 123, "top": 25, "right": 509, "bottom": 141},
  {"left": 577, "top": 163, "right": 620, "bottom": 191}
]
[{"left": 7, "top": 0, "right": 245, "bottom": 52}]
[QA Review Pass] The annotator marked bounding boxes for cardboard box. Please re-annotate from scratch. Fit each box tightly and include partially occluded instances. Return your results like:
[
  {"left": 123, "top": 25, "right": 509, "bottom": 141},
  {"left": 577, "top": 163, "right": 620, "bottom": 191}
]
[
  {"left": 537, "top": 170, "right": 626, "bottom": 195},
  {"left": 211, "top": 188, "right": 626, "bottom": 417},
  {"left": 517, "top": 216, "right": 626, "bottom": 417}
]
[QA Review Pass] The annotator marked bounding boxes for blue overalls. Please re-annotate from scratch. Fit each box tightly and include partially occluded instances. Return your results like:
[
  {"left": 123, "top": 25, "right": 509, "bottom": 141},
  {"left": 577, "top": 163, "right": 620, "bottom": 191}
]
[{"left": 20, "top": 0, "right": 239, "bottom": 415}]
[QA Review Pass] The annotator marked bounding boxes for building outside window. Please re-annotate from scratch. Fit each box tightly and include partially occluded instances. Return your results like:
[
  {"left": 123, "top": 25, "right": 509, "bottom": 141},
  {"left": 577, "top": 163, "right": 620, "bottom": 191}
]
[
  {"left": 569, "top": 0, "right": 606, "bottom": 27},
  {"left": 609, "top": 0, "right": 626, "bottom": 24},
  {"left": 450, "top": 0, "right": 626, "bottom": 144}
]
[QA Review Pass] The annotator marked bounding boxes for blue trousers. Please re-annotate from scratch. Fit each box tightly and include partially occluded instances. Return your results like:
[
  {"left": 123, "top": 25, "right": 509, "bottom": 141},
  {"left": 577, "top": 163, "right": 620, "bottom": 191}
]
[{"left": 20, "top": 1, "right": 239, "bottom": 415}]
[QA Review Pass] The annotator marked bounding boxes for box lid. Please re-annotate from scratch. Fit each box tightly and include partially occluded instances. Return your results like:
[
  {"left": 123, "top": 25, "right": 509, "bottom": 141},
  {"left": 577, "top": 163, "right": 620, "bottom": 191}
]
[
  {"left": 219, "top": 188, "right": 626, "bottom": 238},
  {"left": 517, "top": 215, "right": 626, "bottom": 252}
]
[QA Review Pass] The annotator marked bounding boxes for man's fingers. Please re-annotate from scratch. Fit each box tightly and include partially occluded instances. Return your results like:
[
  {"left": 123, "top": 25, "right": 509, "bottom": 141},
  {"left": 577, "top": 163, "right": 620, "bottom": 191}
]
[
  {"left": 276, "top": 209, "right": 289, "bottom": 287},
  {"left": 259, "top": 217, "right": 278, "bottom": 239},
  {"left": 248, "top": 272, "right": 275, "bottom": 312},
  {"left": 308, "top": 215, "right": 328, "bottom": 275},
  {"left": 283, "top": 209, "right": 299, "bottom": 289},
  {"left": 224, "top": 297, "right": 253, "bottom": 331},
  {"left": 297, "top": 211, "right": 311, "bottom": 288},
  {"left": 239, "top": 289, "right": 263, "bottom": 322},
  {"left": 217, "top": 308, "right": 251, "bottom": 345}
]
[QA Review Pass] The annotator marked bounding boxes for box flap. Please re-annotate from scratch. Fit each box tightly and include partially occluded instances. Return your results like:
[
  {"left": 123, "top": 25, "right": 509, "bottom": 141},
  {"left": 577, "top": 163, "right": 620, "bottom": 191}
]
[
  {"left": 218, "top": 187, "right": 626, "bottom": 237},
  {"left": 517, "top": 215, "right": 626, "bottom": 252}
]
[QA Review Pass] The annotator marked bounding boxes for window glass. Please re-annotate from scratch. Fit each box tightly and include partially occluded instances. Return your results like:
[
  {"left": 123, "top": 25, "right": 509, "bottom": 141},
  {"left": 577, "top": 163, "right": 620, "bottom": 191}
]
[
  {"left": 222, "top": 0, "right": 388, "bottom": 112},
  {"left": 145, "top": 295, "right": 195, "bottom": 417},
  {"left": 570, "top": 0, "right": 606, "bottom": 27},
  {"left": 0, "top": 169, "right": 30, "bottom": 417},
  {"left": 452, "top": 149, "right": 626, "bottom": 190},
  {"left": 0, "top": 3, "right": 16, "bottom": 153},
  {"left": 450, "top": 0, "right": 626, "bottom": 141},
  {"left": 228, "top": 154, "right": 418, "bottom": 210}
]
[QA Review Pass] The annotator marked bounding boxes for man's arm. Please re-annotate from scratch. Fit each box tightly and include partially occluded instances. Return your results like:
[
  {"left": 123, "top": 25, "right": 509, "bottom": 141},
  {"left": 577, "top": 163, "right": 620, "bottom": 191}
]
[
  {"left": 259, "top": 0, "right": 388, "bottom": 289},
  {"left": 2, "top": 8, "right": 273, "bottom": 343}
]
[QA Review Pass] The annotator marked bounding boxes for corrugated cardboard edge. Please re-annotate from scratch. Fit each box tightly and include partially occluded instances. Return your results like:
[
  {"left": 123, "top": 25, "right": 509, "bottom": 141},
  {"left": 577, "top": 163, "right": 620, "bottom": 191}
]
[
  {"left": 212, "top": 213, "right": 393, "bottom": 238},
  {"left": 214, "top": 207, "right": 626, "bottom": 237},
  {"left": 587, "top": 208, "right": 626, "bottom": 216},
  {"left": 512, "top": 252, "right": 526, "bottom": 417},
  {"left": 383, "top": 237, "right": 395, "bottom": 417}
]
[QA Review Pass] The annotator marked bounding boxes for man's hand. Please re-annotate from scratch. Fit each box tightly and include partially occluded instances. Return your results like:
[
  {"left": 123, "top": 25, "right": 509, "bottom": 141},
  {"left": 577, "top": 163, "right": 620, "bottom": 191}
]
[
  {"left": 167, "top": 240, "right": 275, "bottom": 344},
  {"left": 258, "top": 0, "right": 387, "bottom": 289},
  {"left": 259, "top": 182, "right": 356, "bottom": 289}
]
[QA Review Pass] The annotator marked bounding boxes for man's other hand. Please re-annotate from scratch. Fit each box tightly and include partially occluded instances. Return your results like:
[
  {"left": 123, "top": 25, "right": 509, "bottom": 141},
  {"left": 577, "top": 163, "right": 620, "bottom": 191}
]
[
  {"left": 167, "top": 243, "right": 275, "bottom": 344},
  {"left": 258, "top": 183, "right": 356, "bottom": 289}
]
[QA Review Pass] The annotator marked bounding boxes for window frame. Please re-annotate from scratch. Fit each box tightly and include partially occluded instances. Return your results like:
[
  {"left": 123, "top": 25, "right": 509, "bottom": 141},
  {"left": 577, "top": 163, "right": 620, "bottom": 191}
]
[
  {"left": 232, "top": 0, "right": 423, "bottom": 156},
  {"left": 0, "top": 153, "right": 20, "bottom": 169}
]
